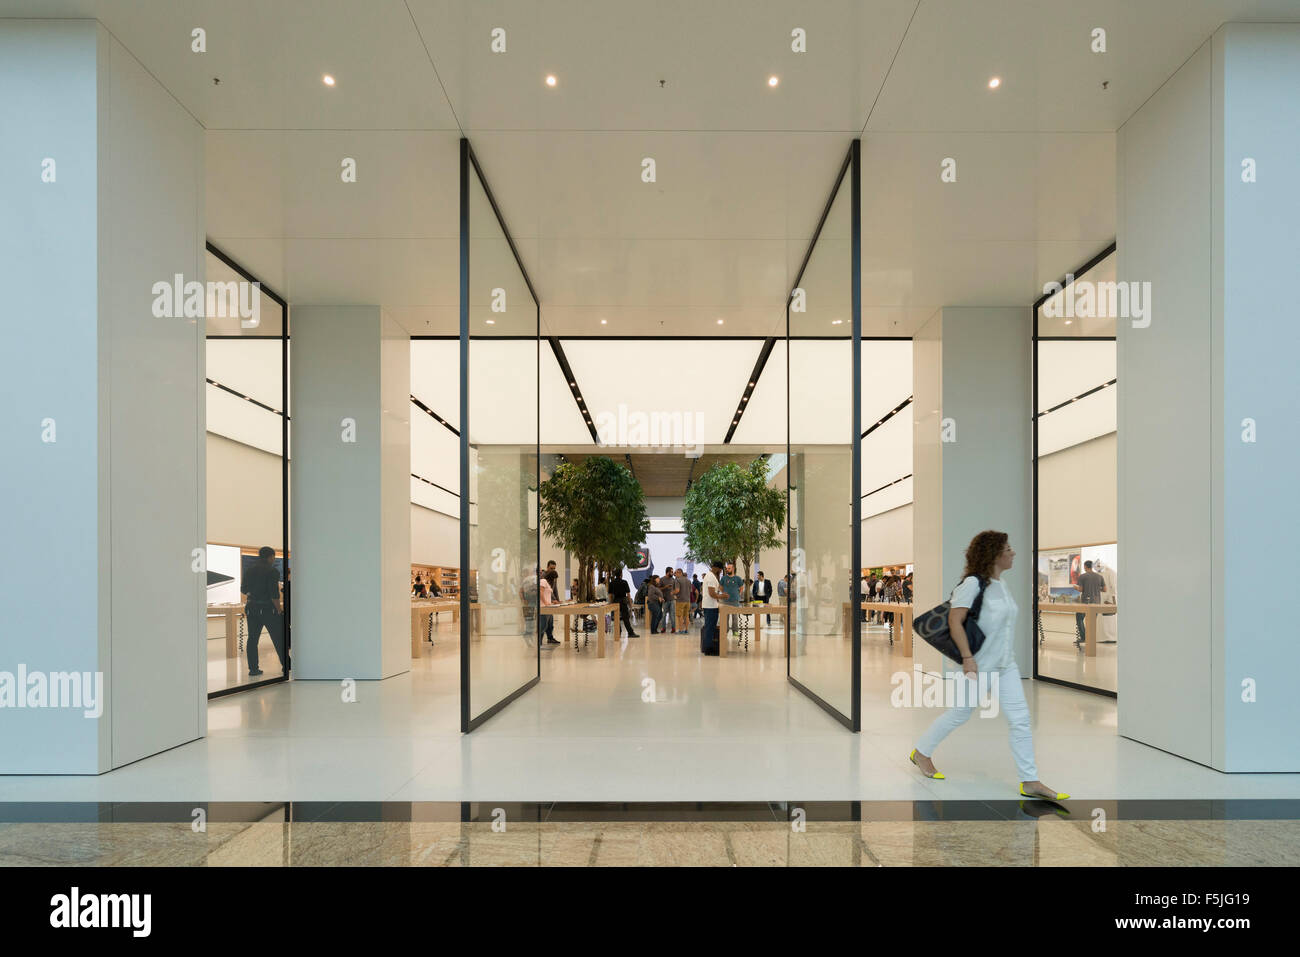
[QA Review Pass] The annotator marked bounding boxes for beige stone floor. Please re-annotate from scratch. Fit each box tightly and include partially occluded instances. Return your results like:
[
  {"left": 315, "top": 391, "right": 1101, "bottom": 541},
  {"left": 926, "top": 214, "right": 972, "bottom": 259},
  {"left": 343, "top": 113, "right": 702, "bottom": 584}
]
[{"left": 2, "top": 818, "right": 1297, "bottom": 866}]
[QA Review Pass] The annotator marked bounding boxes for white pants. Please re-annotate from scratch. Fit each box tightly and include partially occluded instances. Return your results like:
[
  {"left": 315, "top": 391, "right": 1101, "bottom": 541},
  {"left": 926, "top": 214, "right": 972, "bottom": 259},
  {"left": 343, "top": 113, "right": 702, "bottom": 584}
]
[{"left": 914, "top": 665, "right": 1038, "bottom": 782}]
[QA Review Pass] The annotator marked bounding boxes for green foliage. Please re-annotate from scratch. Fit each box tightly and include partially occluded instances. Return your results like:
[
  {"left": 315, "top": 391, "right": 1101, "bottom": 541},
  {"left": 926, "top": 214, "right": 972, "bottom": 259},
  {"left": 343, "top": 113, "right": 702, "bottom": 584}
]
[
  {"left": 681, "top": 458, "right": 785, "bottom": 598},
  {"left": 539, "top": 456, "right": 650, "bottom": 602}
]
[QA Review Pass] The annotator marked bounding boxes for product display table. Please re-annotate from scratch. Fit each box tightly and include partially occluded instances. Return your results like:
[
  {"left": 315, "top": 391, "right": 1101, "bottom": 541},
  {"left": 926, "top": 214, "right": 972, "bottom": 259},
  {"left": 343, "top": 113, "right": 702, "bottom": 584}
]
[
  {"left": 410, "top": 600, "right": 482, "bottom": 657},
  {"left": 209, "top": 603, "right": 244, "bottom": 658},
  {"left": 717, "top": 603, "right": 788, "bottom": 656},
  {"left": 551, "top": 602, "right": 620, "bottom": 658},
  {"left": 1038, "top": 601, "right": 1117, "bottom": 657},
  {"left": 842, "top": 602, "right": 914, "bottom": 656}
]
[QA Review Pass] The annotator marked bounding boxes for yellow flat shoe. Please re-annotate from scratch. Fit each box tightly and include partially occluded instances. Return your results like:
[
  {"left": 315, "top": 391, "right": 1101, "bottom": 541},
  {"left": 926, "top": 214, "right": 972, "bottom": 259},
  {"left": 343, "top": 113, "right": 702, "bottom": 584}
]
[
  {"left": 1019, "top": 784, "right": 1069, "bottom": 801},
  {"left": 909, "top": 749, "right": 945, "bottom": 780}
]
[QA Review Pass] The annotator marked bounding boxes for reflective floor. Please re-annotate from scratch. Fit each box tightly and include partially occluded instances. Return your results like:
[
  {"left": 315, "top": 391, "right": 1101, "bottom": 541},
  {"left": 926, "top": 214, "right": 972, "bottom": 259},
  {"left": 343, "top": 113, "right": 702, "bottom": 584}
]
[
  {"left": 3, "top": 614, "right": 1299, "bottom": 805},
  {"left": 3, "top": 805, "right": 1298, "bottom": 866}
]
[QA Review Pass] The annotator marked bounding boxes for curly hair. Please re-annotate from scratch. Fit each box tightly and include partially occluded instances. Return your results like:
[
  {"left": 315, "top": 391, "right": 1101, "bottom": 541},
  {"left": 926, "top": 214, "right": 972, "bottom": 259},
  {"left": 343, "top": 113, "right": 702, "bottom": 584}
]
[{"left": 962, "top": 530, "right": 1009, "bottom": 582}]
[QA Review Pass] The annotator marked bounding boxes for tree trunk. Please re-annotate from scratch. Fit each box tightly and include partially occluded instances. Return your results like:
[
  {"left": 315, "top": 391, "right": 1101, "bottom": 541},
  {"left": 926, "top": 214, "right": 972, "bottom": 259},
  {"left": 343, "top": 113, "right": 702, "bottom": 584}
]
[{"left": 741, "top": 556, "right": 752, "bottom": 602}]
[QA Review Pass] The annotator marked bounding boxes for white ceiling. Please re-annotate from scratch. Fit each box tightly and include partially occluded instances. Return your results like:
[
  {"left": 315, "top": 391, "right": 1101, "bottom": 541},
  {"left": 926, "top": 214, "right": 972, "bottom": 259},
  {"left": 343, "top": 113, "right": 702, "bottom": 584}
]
[{"left": 8, "top": 0, "right": 1298, "bottom": 334}]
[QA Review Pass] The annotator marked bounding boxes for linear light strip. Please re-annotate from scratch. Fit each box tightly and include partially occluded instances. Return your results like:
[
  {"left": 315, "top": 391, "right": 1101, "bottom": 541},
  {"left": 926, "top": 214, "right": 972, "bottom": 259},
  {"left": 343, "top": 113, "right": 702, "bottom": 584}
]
[
  {"left": 410, "top": 394, "right": 459, "bottom": 435},
  {"left": 1036, "top": 379, "right": 1117, "bottom": 417},
  {"left": 723, "top": 336, "right": 777, "bottom": 443},
  {"left": 206, "top": 377, "right": 284, "bottom": 417},
  {"left": 861, "top": 395, "right": 911, "bottom": 439}
]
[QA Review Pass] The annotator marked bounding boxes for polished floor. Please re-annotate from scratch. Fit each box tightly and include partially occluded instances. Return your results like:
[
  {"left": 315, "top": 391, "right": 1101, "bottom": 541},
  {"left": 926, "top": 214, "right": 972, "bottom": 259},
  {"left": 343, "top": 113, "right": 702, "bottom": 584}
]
[
  {"left": 3, "top": 615, "right": 1298, "bottom": 805},
  {"left": 4, "top": 802, "right": 1299, "bottom": 866}
]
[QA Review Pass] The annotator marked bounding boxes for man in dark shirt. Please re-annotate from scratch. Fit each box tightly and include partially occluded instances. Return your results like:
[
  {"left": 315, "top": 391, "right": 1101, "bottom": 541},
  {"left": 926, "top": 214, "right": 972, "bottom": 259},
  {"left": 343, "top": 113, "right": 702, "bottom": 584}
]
[
  {"left": 608, "top": 568, "right": 638, "bottom": 638},
  {"left": 1072, "top": 560, "right": 1107, "bottom": 646},
  {"left": 241, "top": 546, "right": 285, "bottom": 677}
]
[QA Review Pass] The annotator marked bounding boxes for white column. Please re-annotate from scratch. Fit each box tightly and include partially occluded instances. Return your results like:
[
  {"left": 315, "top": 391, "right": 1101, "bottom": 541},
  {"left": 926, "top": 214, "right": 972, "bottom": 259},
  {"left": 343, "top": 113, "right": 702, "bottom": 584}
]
[
  {"left": 1118, "top": 23, "right": 1300, "bottom": 771},
  {"left": 0, "top": 21, "right": 206, "bottom": 772},
  {"left": 291, "top": 307, "right": 410, "bottom": 680},
  {"left": 913, "top": 307, "right": 1033, "bottom": 675}
]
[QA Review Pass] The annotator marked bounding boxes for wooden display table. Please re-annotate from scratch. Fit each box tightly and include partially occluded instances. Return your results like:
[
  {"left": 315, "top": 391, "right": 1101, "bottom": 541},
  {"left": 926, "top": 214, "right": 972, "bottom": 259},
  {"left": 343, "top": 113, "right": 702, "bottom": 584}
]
[
  {"left": 209, "top": 603, "right": 244, "bottom": 658},
  {"left": 1039, "top": 602, "right": 1117, "bottom": 657},
  {"left": 717, "top": 604, "right": 788, "bottom": 656},
  {"left": 842, "top": 601, "right": 914, "bottom": 656},
  {"left": 552, "top": 602, "right": 619, "bottom": 658},
  {"left": 410, "top": 600, "right": 462, "bottom": 656}
]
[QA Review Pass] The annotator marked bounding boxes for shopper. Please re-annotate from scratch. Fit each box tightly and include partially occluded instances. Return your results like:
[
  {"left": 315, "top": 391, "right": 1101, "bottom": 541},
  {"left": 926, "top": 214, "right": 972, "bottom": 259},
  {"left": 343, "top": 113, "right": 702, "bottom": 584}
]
[
  {"left": 909, "top": 530, "right": 1069, "bottom": 802},
  {"left": 1070, "top": 560, "right": 1107, "bottom": 647},
  {"left": 538, "top": 569, "right": 559, "bottom": 646},
  {"left": 720, "top": 562, "right": 743, "bottom": 635},
  {"left": 753, "top": 571, "right": 772, "bottom": 624},
  {"left": 647, "top": 575, "right": 665, "bottom": 634},
  {"left": 241, "top": 546, "right": 285, "bottom": 678},
  {"left": 662, "top": 566, "right": 677, "bottom": 633},
  {"left": 674, "top": 568, "right": 692, "bottom": 634},
  {"left": 609, "top": 567, "right": 638, "bottom": 638},
  {"left": 413, "top": 574, "right": 428, "bottom": 598},
  {"left": 691, "top": 574, "right": 702, "bottom": 619},
  {"left": 700, "top": 561, "right": 725, "bottom": 655},
  {"left": 859, "top": 573, "right": 869, "bottom": 622}
]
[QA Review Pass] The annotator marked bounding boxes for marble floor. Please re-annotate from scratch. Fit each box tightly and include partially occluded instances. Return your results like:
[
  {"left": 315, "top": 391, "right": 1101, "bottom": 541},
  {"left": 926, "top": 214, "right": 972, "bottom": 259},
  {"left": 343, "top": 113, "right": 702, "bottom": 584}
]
[
  {"left": 3, "top": 615, "right": 1299, "bottom": 807},
  {"left": 4, "top": 812, "right": 1298, "bottom": 866}
]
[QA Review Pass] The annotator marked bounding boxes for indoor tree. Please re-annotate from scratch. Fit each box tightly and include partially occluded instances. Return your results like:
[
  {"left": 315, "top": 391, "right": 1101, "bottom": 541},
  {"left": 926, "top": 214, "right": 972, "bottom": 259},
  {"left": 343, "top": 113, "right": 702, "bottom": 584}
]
[
  {"left": 539, "top": 455, "right": 650, "bottom": 603},
  {"left": 681, "top": 458, "right": 786, "bottom": 601}
]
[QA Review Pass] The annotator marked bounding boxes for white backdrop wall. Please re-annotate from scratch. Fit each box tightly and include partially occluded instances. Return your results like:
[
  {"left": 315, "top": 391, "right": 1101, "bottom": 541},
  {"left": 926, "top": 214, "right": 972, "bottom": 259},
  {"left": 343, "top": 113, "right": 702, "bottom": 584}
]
[
  {"left": 1038, "top": 433, "right": 1117, "bottom": 549},
  {"left": 861, "top": 503, "right": 913, "bottom": 567},
  {"left": 206, "top": 433, "right": 282, "bottom": 548},
  {"left": 411, "top": 504, "right": 458, "bottom": 567}
]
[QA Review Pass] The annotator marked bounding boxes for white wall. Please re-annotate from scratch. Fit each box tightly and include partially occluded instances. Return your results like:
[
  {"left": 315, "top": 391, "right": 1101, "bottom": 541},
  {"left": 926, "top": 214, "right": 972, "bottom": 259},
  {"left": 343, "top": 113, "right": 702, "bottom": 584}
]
[
  {"left": 1117, "top": 39, "right": 1215, "bottom": 766},
  {"left": 207, "top": 433, "right": 282, "bottom": 547},
  {"left": 913, "top": 308, "right": 1032, "bottom": 675},
  {"left": 291, "top": 306, "right": 409, "bottom": 680},
  {"left": 0, "top": 21, "right": 205, "bottom": 772},
  {"left": 861, "top": 503, "right": 912, "bottom": 567},
  {"left": 411, "top": 504, "right": 458, "bottom": 566},
  {"left": 1213, "top": 24, "right": 1300, "bottom": 770},
  {"left": 1037, "top": 432, "right": 1117, "bottom": 549}
]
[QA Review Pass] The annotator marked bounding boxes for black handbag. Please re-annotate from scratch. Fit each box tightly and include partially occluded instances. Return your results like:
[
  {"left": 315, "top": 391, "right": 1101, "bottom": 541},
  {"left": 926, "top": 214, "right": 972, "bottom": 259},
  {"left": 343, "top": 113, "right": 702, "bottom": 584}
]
[{"left": 913, "top": 578, "right": 990, "bottom": 664}]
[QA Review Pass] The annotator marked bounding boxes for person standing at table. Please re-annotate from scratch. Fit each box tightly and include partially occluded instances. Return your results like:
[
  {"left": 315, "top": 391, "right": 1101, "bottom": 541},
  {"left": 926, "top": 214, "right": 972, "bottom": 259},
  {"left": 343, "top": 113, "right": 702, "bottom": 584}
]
[
  {"left": 1070, "top": 560, "right": 1107, "bottom": 648},
  {"left": 720, "top": 561, "right": 743, "bottom": 635},
  {"left": 753, "top": 571, "right": 773, "bottom": 624},
  {"left": 538, "top": 569, "right": 560, "bottom": 646},
  {"left": 700, "top": 561, "right": 725, "bottom": 655}
]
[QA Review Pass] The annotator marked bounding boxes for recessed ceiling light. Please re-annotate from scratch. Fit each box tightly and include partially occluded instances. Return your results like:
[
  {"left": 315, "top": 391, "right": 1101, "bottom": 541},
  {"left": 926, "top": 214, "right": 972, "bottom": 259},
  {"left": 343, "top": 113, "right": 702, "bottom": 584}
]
[
  {"left": 600, "top": 318, "right": 607, "bottom": 325},
  {"left": 1064, "top": 319, "right": 1073, "bottom": 325},
  {"left": 322, "top": 74, "right": 336, "bottom": 86},
  {"left": 485, "top": 319, "right": 495, "bottom": 325},
  {"left": 988, "top": 76, "right": 1001, "bottom": 89},
  {"left": 768, "top": 76, "right": 779, "bottom": 88},
  {"left": 831, "top": 319, "right": 844, "bottom": 325},
  {"left": 545, "top": 74, "right": 557, "bottom": 87},
  {"left": 716, "top": 318, "right": 724, "bottom": 325}
]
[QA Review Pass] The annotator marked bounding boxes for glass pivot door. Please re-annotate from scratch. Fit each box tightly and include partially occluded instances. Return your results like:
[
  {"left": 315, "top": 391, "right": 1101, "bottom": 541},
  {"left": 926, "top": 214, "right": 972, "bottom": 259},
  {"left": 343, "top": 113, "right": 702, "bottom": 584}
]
[{"left": 460, "top": 139, "right": 541, "bottom": 731}]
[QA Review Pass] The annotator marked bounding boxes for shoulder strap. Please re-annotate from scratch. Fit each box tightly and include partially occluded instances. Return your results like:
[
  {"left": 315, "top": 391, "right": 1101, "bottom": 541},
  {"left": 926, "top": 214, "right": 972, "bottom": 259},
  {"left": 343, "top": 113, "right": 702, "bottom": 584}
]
[{"left": 969, "top": 577, "right": 989, "bottom": 621}]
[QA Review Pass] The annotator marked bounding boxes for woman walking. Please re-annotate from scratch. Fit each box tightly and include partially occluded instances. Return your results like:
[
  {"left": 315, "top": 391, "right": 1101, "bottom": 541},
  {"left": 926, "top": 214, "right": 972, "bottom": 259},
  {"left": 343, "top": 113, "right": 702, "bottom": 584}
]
[{"left": 909, "top": 530, "right": 1069, "bottom": 801}]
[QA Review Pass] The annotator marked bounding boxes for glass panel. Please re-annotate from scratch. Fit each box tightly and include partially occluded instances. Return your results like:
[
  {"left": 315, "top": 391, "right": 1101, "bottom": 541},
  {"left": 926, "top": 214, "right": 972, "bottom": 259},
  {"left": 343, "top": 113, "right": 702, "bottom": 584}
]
[
  {"left": 1034, "top": 336, "right": 1118, "bottom": 693},
  {"left": 465, "top": 154, "right": 539, "bottom": 726},
  {"left": 204, "top": 249, "right": 289, "bottom": 693},
  {"left": 787, "top": 162, "right": 855, "bottom": 722},
  {"left": 1036, "top": 249, "right": 1119, "bottom": 337}
]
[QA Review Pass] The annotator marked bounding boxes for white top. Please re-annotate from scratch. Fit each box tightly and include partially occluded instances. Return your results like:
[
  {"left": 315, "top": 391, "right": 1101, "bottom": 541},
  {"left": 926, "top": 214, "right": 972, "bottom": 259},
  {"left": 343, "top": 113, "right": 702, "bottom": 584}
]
[
  {"left": 950, "top": 575, "right": 1017, "bottom": 672},
  {"left": 701, "top": 571, "right": 721, "bottom": 610},
  {"left": 594, "top": 583, "right": 608, "bottom": 601}
]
